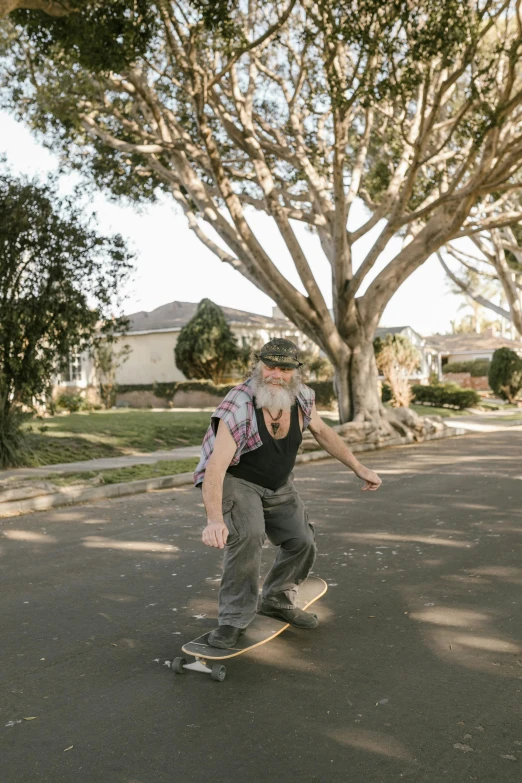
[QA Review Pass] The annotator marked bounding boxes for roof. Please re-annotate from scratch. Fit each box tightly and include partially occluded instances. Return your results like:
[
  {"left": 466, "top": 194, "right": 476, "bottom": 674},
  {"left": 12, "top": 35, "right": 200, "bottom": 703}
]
[
  {"left": 125, "top": 301, "right": 291, "bottom": 333},
  {"left": 375, "top": 326, "right": 417, "bottom": 338},
  {"left": 424, "top": 332, "right": 522, "bottom": 353}
]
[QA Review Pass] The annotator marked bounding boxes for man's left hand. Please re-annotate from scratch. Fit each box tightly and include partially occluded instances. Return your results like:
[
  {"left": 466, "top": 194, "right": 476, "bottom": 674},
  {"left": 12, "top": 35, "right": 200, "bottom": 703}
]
[{"left": 355, "top": 465, "right": 382, "bottom": 491}]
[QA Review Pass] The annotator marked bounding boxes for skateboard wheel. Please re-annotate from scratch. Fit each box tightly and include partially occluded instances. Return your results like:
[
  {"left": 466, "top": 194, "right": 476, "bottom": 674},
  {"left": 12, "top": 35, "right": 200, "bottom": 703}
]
[
  {"left": 211, "top": 664, "right": 227, "bottom": 682},
  {"left": 172, "top": 657, "right": 187, "bottom": 674}
]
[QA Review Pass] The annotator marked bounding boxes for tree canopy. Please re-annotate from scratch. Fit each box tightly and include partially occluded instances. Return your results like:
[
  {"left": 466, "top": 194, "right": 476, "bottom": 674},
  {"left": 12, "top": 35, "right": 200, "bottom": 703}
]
[
  {"left": 174, "top": 298, "right": 241, "bottom": 383},
  {"left": 0, "top": 169, "right": 133, "bottom": 464},
  {"left": 4, "top": 1, "right": 522, "bottom": 422}
]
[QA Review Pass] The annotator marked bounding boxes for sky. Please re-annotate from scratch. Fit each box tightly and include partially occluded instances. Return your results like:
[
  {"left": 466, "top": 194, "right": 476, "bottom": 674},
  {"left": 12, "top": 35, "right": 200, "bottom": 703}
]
[{"left": 0, "top": 109, "right": 467, "bottom": 337}]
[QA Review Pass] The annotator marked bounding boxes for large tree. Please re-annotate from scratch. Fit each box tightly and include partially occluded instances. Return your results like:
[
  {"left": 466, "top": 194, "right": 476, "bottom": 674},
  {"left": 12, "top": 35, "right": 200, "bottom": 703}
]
[
  {"left": 4, "top": 1, "right": 522, "bottom": 423},
  {"left": 0, "top": 170, "right": 133, "bottom": 465}
]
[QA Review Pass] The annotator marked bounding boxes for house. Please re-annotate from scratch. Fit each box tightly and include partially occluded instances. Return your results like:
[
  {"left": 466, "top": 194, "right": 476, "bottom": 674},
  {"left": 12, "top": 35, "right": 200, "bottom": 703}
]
[
  {"left": 113, "top": 301, "right": 319, "bottom": 386},
  {"left": 53, "top": 301, "right": 319, "bottom": 398},
  {"left": 424, "top": 329, "right": 522, "bottom": 367},
  {"left": 374, "top": 326, "right": 441, "bottom": 380}
]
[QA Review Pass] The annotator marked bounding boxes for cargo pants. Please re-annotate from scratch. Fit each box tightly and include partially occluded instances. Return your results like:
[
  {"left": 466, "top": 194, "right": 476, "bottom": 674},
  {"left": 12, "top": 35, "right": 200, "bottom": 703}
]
[{"left": 218, "top": 472, "right": 317, "bottom": 628}]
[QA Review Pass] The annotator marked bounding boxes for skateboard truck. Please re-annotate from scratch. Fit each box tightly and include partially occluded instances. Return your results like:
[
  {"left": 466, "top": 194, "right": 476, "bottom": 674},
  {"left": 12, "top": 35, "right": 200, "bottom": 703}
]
[{"left": 173, "top": 655, "right": 227, "bottom": 682}]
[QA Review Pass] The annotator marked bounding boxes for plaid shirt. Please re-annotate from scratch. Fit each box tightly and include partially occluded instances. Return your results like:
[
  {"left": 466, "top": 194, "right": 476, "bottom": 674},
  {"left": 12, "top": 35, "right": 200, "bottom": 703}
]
[{"left": 193, "top": 377, "right": 315, "bottom": 486}]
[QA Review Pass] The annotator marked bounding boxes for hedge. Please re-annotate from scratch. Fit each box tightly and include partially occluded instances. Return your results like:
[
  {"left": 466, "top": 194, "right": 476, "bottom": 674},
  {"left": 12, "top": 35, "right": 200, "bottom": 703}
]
[
  {"left": 306, "top": 380, "right": 336, "bottom": 408},
  {"left": 116, "top": 380, "right": 236, "bottom": 400},
  {"left": 443, "top": 359, "right": 490, "bottom": 377},
  {"left": 117, "top": 379, "right": 339, "bottom": 407},
  {"left": 381, "top": 383, "right": 392, "bottom": 402},
  {"left": 412, "top": 382, "right": 480, "bottom": 409}
]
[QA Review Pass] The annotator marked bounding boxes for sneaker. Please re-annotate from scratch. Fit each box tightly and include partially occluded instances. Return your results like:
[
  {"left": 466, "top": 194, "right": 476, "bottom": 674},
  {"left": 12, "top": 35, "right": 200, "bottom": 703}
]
[
  {"left": 207, "top": 625, "right": 245, "bottom": 649},
  {"left": 259, "top": 603, "right": 319, "bottom": 629}
]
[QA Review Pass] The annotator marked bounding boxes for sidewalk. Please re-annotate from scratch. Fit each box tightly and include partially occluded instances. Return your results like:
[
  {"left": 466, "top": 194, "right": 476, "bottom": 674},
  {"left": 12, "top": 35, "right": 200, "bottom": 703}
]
[
  {"left": 0, "top": 444, "right": 202, "bottom": 481},
  {"left": 444, "top": 410, "right": 522, "bottom": 433}
]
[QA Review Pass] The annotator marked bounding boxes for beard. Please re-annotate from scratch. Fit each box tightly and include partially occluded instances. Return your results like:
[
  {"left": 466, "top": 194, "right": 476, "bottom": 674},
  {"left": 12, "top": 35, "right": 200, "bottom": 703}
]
[{"left": 250, "top": 362, "right": 302, "bottom": 412}]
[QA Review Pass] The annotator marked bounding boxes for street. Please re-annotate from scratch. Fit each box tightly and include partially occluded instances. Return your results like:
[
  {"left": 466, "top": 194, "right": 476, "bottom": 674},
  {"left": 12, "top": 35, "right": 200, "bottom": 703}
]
[{"left": 1, "top": 430, "right": 521, "bottom": 783}]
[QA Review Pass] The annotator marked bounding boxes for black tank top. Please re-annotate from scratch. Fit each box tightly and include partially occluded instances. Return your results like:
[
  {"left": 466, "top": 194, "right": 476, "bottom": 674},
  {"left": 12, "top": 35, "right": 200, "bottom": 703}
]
[{"left": 226, "top": 402, "right": 303, "bottom": 490}]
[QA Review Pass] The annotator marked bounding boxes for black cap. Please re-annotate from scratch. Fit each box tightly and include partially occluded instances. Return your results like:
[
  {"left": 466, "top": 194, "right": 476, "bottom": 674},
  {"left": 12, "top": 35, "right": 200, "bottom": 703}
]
[{"left": 255, "top": 338, "right": 303, "bottom": 369}]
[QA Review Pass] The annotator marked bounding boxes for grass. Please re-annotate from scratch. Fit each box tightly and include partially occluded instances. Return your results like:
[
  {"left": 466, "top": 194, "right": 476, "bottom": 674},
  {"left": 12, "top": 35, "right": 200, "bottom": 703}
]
[
  {"left": 40, "top": 458, "right": 199, "bottom": 487},
  {"left": 21, "top": 409, "right": 212, "bottom": 467},
  {"left": 409, "top": 403, "right": 465, "bottom": 419},
  {"left": 13, "top": 401, "right": 520, "bottom": 471}
]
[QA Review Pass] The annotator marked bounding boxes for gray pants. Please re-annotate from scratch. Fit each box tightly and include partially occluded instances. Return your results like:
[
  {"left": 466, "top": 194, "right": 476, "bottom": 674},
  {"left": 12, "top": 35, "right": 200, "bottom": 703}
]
[{"left": 219, "top": 473, "right": 316, "bottom": 628}]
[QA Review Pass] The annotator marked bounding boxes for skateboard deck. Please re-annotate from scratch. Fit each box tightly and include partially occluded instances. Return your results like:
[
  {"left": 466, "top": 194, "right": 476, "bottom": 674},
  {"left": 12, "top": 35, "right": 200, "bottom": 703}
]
[{"left": 173, "top": 576, "right": 327, "bottom": 681}]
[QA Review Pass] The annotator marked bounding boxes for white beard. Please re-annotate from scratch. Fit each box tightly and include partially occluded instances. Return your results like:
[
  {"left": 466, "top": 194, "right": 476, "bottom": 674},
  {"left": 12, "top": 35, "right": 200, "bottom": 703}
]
[{"left": 250, "top": 363, "right": 301, "bottom": 412}]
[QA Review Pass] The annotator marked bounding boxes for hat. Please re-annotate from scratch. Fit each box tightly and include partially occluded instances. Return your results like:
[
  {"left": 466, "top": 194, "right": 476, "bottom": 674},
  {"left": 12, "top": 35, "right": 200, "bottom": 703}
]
[{"left": 255, "top": 338, "right": 303, "bottom": 369}]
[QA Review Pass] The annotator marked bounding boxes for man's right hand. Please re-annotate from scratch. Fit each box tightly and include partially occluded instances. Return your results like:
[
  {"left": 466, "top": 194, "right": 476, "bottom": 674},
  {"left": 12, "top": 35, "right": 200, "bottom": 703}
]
[{"left": 202, "top": 520, "right": 229, "bottom": 549}]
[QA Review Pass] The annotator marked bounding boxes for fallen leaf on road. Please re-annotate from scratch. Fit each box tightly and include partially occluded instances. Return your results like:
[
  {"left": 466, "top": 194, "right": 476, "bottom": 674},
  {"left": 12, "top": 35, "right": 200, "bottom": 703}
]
[{"left": 23, "top": 717, "right": 38, "bottom": 721}]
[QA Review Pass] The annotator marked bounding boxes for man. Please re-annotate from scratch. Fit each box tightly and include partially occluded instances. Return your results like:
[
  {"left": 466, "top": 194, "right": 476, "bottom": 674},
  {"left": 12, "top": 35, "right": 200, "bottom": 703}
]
[{"left": 194, "top": 338, "right": 382, "bottom": 649}]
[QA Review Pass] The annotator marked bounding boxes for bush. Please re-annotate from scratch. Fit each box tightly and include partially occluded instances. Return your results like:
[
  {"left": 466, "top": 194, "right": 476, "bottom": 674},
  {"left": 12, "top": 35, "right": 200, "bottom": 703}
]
[
  {"left": 307, "top": 380, "right": 336, "bottom": 408},
  {"left": 381, "top": 383, "right": 392, "bottom": 402},
  {"left": 411, "top": 383, "right": 480, "bottom": 409},
  {"left": 55, "top": 392, "right": 97, "bottom": 413},
  {"left": 116, "top": 380, "right": 237, "bottom": 403},
  {"left": 117, "top": 378, "right": 338, "bottom": 408},
  {"left": 374, "top": 333, "right": 421, "bottom": 407},
  {"left": 488, "top": 347, "right": 522, "bottom": 402},
  {"left": 444, "top": 359, "right": 490, "bottom": 377}
]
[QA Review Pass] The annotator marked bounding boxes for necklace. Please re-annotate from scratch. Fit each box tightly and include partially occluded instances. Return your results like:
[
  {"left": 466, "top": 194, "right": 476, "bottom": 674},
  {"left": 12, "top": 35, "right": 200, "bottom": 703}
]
[{"left": 266, "top": 408, "right": 283, "bottom": 435}]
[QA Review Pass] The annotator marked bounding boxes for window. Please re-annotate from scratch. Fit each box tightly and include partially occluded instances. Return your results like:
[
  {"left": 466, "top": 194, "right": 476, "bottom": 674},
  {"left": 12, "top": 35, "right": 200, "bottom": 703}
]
[{"left": 63, "top": 354, "right": 82, "bottom": 382}]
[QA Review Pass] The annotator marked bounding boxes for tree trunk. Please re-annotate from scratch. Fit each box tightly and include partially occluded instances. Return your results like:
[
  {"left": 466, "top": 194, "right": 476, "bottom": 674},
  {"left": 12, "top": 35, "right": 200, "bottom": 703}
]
[{"left": 332, "top": 337, "right": 386, "bottom": 424}]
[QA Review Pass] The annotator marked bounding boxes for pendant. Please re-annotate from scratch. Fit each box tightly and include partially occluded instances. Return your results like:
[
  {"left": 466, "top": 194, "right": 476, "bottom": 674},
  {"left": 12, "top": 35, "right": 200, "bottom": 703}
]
[{"left": 271, "top": 422, "right": 280, "bottom": 435}]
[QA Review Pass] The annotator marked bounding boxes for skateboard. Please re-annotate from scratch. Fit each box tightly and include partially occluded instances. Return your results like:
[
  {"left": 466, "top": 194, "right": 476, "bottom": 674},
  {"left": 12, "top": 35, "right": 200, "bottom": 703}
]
[{"left": 172, "top": 576, "right": 327, "bottom": 682}]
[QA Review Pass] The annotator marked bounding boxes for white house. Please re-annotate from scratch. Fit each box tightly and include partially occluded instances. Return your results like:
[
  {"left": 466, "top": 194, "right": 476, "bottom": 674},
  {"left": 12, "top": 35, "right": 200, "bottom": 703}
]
[
  {"left": 424, "top": 329, "right": 522, "bottom": 367},
  {"left": 53, "top": 301, "right": 319, "bottom": 396}
]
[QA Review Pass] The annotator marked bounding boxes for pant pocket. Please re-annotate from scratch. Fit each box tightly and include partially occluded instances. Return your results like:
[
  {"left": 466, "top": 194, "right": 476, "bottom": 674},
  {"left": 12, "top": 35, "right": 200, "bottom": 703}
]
[
  {"left": 305, "top": 507, "right": 316, "bottom": 542},
  {"left": 222, "top": 497, "right": 243, "bottom": 542}
]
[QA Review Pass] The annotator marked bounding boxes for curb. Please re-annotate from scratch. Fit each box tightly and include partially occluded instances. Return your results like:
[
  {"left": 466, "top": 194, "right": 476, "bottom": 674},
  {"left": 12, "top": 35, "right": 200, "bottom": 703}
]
[{"left": 0, "top": 427, "right": 468, "bottom": 519}]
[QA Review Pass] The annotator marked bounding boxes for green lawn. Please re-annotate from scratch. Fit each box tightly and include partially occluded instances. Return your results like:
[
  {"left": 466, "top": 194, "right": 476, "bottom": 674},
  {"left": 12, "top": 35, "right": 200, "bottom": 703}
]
[
  {"left": 19, "top": 408, "right": 342, "bottom": 468},
  {"left": 21, "top": 409, "right": 212, "bottom": 467},
  {"left": 40, "top": 458, "right": 199, "bottom": 487},
  {"left": 17, "top": 401, "right": 518, "bottom": 470}
]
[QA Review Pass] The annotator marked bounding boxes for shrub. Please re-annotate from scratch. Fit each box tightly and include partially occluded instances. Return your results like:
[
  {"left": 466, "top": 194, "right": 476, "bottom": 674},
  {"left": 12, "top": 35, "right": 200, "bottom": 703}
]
[
  {"left": 307, "top": 380, "right": 336, "bottom": 409},
  {"left": 488, "top": 347, "right": 522, "bottom": 402},
  {"left": 374, "top": 334, "right": 421, "bottom": 407},
  {"left": 381, "top": 383, "right": 392, "bottom": 402},
  {"left": 116, "top": 380, "right": 237, "bottom": 402},
  {"left": 412, "top": 382, "right": 480, "bottom": 409},
  {"left": 55, "top": 392, "right": 97, "bottom": 413},
  {"left": 444, "top": 359, "right": 491, "bottom": 377}
]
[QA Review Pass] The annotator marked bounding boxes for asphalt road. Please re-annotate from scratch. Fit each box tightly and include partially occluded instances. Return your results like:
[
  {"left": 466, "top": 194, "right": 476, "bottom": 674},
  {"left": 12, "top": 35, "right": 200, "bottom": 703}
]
[{"left": 1, "top": 430, "right": 521, "bottom": 783}]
